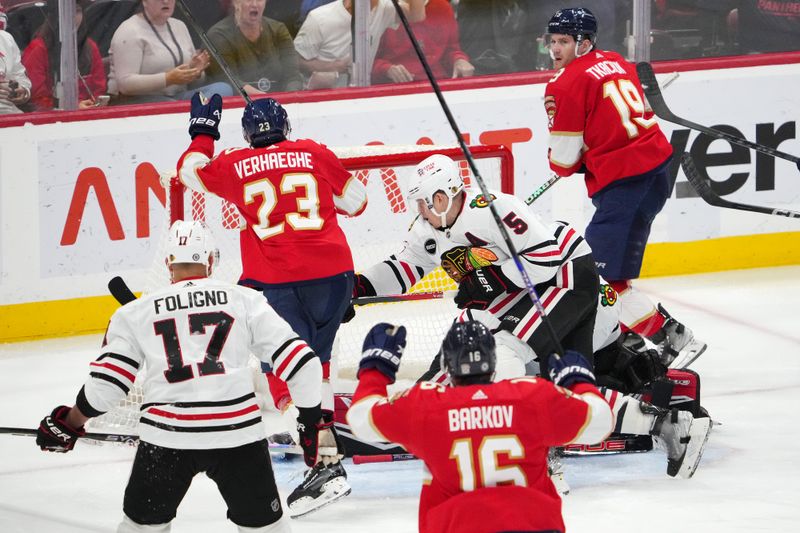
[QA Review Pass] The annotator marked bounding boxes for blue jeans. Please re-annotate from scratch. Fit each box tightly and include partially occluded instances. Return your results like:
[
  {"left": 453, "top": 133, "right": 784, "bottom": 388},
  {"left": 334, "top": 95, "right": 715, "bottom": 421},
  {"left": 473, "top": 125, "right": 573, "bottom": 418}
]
[
  {"left": 585, "top": 157, "right": 673, "bottom": 281},
  {"left": 243, "top": 273, "right": 354, "bottom": 369}
]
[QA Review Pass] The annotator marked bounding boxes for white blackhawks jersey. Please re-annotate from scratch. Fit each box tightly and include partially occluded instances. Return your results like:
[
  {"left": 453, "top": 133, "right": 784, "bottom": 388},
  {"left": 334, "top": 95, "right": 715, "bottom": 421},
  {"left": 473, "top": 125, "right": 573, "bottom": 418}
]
[
  {"left": 77, "top": 278, "right": 322, "bottom": 450},
  {"left": 361, "top": 189, "right": 593, "bottom": 295}
]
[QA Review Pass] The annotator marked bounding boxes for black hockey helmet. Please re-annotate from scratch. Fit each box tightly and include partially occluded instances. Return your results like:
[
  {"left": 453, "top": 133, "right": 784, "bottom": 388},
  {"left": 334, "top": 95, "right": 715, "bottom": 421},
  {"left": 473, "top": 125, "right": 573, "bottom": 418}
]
[
  {"left": 242, "top": 97, "right": 291, "bottom": 148},
  {"left": 441, "top": 320, "right": 496, "bottom": 381},
  {"left": 547, "top": 7, "right": 598, "bottom": 45}
]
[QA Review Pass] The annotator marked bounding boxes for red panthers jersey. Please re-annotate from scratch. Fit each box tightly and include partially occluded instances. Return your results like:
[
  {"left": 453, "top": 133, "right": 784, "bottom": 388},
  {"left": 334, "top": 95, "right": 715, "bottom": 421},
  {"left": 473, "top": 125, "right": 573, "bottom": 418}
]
[
  {"left": 348, "top": 370, "right": 613, "bottom": 533},
  {"left": 177, "top": 136, "right": 366, "bottom": 284},
  {"left": 545, "top": 49, "right": 673, "bottom": 196}
]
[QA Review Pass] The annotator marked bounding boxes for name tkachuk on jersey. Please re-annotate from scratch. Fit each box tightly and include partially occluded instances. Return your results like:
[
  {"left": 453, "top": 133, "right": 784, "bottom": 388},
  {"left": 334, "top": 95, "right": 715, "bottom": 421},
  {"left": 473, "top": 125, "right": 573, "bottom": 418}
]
[
  {"left": 77, "top": 278, "right": 317, "bottom": 450},
  {"left": 545, "top": 49, "right": 673, "bottom": 196}
]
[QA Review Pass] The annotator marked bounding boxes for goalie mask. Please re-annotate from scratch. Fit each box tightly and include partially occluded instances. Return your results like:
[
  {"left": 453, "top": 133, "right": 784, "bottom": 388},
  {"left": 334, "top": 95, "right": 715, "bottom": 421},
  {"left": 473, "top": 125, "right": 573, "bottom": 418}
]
[
  {"left": 408, "top": 154, "right": 464, "bottom": 228},
  {"left": 242, "top": 97, "right": 291, "bottom": 148},
  {"left": 165, "top": 220, "right": 219, "bottom": 273},
  {"left": 440, "top": 320, "right": 496, "bottom": 382}
]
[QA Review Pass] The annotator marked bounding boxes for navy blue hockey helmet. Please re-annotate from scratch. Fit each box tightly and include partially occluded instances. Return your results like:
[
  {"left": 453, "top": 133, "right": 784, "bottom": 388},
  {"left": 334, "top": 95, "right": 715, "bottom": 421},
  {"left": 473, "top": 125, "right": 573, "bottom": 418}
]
[
  {"left": 241, "top": 97, "right": 291, "bottom": 148},
  {"left": 547, "top": 7, "right": 598, "bottom": 43},
  {"left": 440, "top": 320, "right": 496, "bottom": 380}
]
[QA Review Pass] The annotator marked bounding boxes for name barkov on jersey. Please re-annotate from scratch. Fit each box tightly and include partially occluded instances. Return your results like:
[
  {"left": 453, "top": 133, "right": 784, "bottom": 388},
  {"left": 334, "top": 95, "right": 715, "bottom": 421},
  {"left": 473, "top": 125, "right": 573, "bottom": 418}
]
[
  {"left": 154, "top": 290, "right": 229, "bottom": 314},
  {"left": 448, "top": 404, "right": 514, "bottom": 432}
]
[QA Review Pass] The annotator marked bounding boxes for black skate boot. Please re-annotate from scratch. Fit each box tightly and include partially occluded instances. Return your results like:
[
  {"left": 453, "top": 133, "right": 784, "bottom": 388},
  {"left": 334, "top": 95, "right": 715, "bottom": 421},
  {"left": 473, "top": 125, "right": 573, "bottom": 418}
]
[
  {"left": 648, "top": 304, "right": 707, "bottom": 369},
  {"left": 287, "top": 461, "right": 351, "bottom": 518},
  {"left": 649, "top": 406, "right": 712, "bottom": 479}
]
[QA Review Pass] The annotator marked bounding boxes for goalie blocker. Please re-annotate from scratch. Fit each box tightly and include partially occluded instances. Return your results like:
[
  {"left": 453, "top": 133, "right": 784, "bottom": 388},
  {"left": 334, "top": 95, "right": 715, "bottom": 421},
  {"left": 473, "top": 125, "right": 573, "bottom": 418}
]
[{"left": 329, "top": 368, "right": 706, "bottom": 458}]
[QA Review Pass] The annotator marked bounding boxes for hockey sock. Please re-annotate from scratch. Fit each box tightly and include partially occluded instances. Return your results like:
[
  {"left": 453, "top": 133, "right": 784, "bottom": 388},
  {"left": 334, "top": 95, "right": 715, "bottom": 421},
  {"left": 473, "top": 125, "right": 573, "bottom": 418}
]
[
  {"left": 266, "top": 372, "right": 292, "bottom": 411},
  {"left": 602, "top": 388, "right": 657, "bottom": 435},
  {"left": 321, "top": 362, "right": 334, "bottom": 412},
  {"left": 609, "top": 280, "right": 665, "bottom": 337}
]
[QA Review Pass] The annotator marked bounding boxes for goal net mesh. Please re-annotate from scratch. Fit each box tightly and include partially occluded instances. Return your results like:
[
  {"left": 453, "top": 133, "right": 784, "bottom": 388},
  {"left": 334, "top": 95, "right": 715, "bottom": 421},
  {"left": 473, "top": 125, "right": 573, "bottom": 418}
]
[{"left": 89, "top": 144, "right": 513, "bottom": 432}]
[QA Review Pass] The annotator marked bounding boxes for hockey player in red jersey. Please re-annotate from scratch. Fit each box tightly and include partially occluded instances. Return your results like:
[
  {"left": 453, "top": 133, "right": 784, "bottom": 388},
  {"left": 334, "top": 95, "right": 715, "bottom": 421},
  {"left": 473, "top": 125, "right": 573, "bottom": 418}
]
[
  {"left": 35, "top": 221, "right": 331, "bottom": 533},
  {"left": 347, "top": 320, "right": 614, "bottom": 533},
  {"left": 544, "top": 7, "right": 705, "bottom": 369},
  {"left": 176, "top": 94, "right": 366, "bottom": 515}
]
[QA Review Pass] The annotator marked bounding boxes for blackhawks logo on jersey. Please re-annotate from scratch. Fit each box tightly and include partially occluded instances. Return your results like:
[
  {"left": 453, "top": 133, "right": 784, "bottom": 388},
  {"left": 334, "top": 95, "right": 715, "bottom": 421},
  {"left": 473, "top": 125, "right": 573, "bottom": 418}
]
[
  {"left": 470, "top": 194, "right": 496, "bottom": 208},
  {"left": 600, "top": 283, "right": 618, "bottom": 307}
]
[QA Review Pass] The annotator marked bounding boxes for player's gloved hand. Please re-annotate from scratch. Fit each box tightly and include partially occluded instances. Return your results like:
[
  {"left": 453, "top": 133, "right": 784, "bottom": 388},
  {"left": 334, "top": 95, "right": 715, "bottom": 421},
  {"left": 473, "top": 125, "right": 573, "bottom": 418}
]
[
  {"left": 547, "top": 350, "right": 597, "bottom": 388},
  {"left": 441, "top": 246, "right": 498, "bottom": 283},
  {"left": 357, "top": 323, "right": 407, "bottom": 383},
  {"left": 296, "top": 406, "right": 344, "bottom": 466},
  {"left": 188, "top": 92, "right": 222, "bottom": 140},
  {"left": 36, "top": 406, "right": 85, "bottom": 453},
  {"left": 454, "top": 265, "right": 516, "bottom": 310},
  {"left": 353, "top": 273, "right": 376, "bottom": 298}
]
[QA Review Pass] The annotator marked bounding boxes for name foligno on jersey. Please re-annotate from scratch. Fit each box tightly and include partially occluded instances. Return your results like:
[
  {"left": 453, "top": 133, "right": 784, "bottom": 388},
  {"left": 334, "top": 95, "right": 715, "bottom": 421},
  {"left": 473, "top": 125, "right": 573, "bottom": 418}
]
[{"left": 153, "top": 290, "right": 229, "bottom": 314}]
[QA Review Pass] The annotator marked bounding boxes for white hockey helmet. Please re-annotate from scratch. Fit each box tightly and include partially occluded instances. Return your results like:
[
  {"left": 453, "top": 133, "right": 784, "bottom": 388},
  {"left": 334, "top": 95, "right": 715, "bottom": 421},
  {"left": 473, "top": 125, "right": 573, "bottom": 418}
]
[
  {"left": 165, "top": 220, "right": 219, "bottom": 270},
  {"left": 408, "top": 154, "right": 464, "bottom": 226}
]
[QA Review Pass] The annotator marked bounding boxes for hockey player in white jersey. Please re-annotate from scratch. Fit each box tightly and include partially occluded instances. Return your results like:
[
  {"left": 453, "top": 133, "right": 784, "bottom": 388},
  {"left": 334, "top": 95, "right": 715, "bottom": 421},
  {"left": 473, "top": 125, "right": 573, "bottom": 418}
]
[
  {"left": 351, "top": 154, "right": 712, "bottom": 479},
  {"left": 35, "top": 221, "right": 335, "bottom": 533}
]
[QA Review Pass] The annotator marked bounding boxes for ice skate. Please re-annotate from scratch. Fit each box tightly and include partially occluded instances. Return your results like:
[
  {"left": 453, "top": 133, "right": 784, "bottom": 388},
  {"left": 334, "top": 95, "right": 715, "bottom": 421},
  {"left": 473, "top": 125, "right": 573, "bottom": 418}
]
[
  {"left": 651, "top": 408, "right": 712, "bottom": 479},
  {"left": 649, "top": 304, "right": 707, "bottom": 369},
  {"left": 287, "top": 461, "right": 352, "bottom": 518},
  {"left": 547, "top": 448, "right": 570, "bottom": 496}
]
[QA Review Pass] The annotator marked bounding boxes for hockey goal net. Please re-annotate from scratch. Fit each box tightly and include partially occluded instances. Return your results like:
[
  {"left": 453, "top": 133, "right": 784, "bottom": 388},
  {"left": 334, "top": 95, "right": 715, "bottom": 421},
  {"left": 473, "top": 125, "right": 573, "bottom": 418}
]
[{"left": 89, "top": 144, "right": 513, "bottom": 432}]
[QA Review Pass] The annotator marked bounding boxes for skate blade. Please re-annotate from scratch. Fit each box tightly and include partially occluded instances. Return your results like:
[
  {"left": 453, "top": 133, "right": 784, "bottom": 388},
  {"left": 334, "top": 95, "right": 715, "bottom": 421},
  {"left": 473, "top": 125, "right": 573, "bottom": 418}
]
[
  {"left": 669, "top": 340, "right": 707, "bottom": 369},
  {"left": 289, "top": 477, "right": 352, "bottom": 518},
  {"left": 678, "top": 417, "right": 713, "bottom": 479},
  {"left": 550, "top": 472, "right": 570, "bottom": 496}
]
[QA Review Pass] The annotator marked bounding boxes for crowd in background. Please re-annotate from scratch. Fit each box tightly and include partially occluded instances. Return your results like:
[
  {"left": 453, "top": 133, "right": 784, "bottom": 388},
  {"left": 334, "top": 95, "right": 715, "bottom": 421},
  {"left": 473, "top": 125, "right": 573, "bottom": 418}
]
[{"left": 0, "top": 0, "right": 798, "bottom": 114}]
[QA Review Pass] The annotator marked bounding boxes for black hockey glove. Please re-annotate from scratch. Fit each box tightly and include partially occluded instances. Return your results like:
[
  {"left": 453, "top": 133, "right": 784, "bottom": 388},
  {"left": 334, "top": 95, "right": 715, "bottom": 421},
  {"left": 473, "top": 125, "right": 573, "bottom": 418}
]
[
  {"left": 454, "top": 265, "right": 517, "bottom": 310},
  {"left": 357, "top": 323, "right": 407, "bottom": 383},
  {"left": 548, "top": 350, "right": 597, "bottom": 389},
  {"left": 188, "top": 92, "right": 222, "bottom": 140},
  {"left": 342, "top": 273, "right": 378, "bottom": 324},
  {"left": 296, "top": 406, "right": 344, "bottom": 467},
  {"left": 36, "top": 406, "right": 85, "bottom": 453}
]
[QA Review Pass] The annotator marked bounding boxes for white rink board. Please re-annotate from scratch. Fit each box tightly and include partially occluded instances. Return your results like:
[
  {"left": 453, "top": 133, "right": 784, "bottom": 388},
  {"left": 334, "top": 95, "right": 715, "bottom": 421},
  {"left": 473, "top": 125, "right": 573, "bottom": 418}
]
[{"left": 1, "top": 63, "right": 799, "bottom": 306}]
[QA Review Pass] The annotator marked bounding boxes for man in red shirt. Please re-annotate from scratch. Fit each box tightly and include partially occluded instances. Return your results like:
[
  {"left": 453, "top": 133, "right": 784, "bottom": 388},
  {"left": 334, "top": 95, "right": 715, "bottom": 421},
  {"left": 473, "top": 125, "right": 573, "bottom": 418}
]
[
  {"left": 347, "top": 320, "right": 614, "bottom": 533},
  {"left": 177, "top": 93, "right": 367, "bottom": 516},
  {"left": 544, "top": 7, "right": 705, "bottom": 369}
]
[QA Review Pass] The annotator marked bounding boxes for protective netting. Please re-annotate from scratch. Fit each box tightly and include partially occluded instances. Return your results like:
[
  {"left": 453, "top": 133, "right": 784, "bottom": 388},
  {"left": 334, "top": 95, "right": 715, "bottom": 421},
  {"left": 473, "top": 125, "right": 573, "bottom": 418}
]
[{"left": 90, "top": 144, "right": 512, "bottom": 432}]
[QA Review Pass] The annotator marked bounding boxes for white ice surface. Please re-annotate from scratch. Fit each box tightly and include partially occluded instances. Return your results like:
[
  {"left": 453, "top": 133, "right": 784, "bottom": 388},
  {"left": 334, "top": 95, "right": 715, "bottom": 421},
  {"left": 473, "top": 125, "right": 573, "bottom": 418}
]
[{"left": 1, "top": 266, "right": 799, "bottom": 532}]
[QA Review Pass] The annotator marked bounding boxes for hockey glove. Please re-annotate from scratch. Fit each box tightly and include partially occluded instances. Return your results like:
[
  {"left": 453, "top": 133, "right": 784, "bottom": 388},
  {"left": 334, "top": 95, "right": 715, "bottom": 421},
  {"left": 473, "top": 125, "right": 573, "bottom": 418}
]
[
  {"left": 188, "top": 92, "right": 222, "bottom": 140},
  {"left": 357, "top": 323, "right": 407, "bottom": 383},
  {"left": 353, "top": 273, "right": 377, "bottom": 298},
  {"left": 454, "top": 265, "right": 517, "bottom": 310},
  {"left": 548, "top": 350, "right": 597, "bottom": 389},
  {"left": 36, "top": 406, "right": 85, "bottom": 453},
  {"left": 296, "top": 405, "right": 344, "bottom": 467},
  {"left": 441, "top": 246, "right": 498, "bottom": 283}
]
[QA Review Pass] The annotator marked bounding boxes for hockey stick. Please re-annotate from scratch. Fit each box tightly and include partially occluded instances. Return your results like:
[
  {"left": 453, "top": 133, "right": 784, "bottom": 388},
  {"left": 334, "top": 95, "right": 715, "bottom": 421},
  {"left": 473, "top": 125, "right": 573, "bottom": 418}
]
[
  {"left": 636, "top": 62, "right": 800, "bottom": 171},
  {"left": 174, "top": 0, "right": 252, "bottom": 104},
  {"left": 0, "top": 426, "right": 304, "bottom": 454},
  {"left": 352, "top": 453, "right": 417, "bottom": 464},
  {"left": 680, "top": 153, "right": 800, "bottom": 218},
  {"left": 524, "top": 174, "right": 561, "bottom": 206},
  {"left": 108, "top": 276, "right": 137, "bottom": 305},
  {"left": 389, "top": 0, "right": 564, "bottom": 356},
  {"left": 353, "top": 292, "right": 444, "bottom": 306}
]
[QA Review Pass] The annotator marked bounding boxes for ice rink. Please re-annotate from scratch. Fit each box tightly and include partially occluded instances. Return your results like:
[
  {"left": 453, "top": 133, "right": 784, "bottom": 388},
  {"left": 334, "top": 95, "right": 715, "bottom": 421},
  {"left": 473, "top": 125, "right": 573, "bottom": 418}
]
[{"left": 1, "top": 266, "right": 799, "bottom": 533}]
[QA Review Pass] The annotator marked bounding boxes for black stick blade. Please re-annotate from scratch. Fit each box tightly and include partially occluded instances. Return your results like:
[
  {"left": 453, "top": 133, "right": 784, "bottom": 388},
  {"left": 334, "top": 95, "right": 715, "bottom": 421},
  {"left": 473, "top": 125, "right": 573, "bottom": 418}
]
[
  {"left": 108, "top": 276, "right": 137, "bottom": 305},
  {"left": 681, "top": 153, "right": 800, "bottom": 219}
]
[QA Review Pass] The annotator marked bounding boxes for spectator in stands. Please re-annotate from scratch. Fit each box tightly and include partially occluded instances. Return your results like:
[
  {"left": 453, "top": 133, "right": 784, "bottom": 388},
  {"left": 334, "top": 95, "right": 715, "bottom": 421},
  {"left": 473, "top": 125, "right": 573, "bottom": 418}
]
[
  {"left": 372, "top": 0, "right": 473, "bottom": 84},
  {"left": 733, "top": 0, "right": 800, "bottom": 53},
  {"left": 207, "top": 0, "right": 303, "bottom": 95},
  {"left": 107, "top": 0, "right": 232, "bottom": 104},
  {"left": 293, "top": 0, "right": 425, "bottom": 89},
  {"left": 0, "top": 27, "right": 31, "bottom": 114},
  {"left": 22, "top": 0, "right": 107, "bottom": 110}
]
